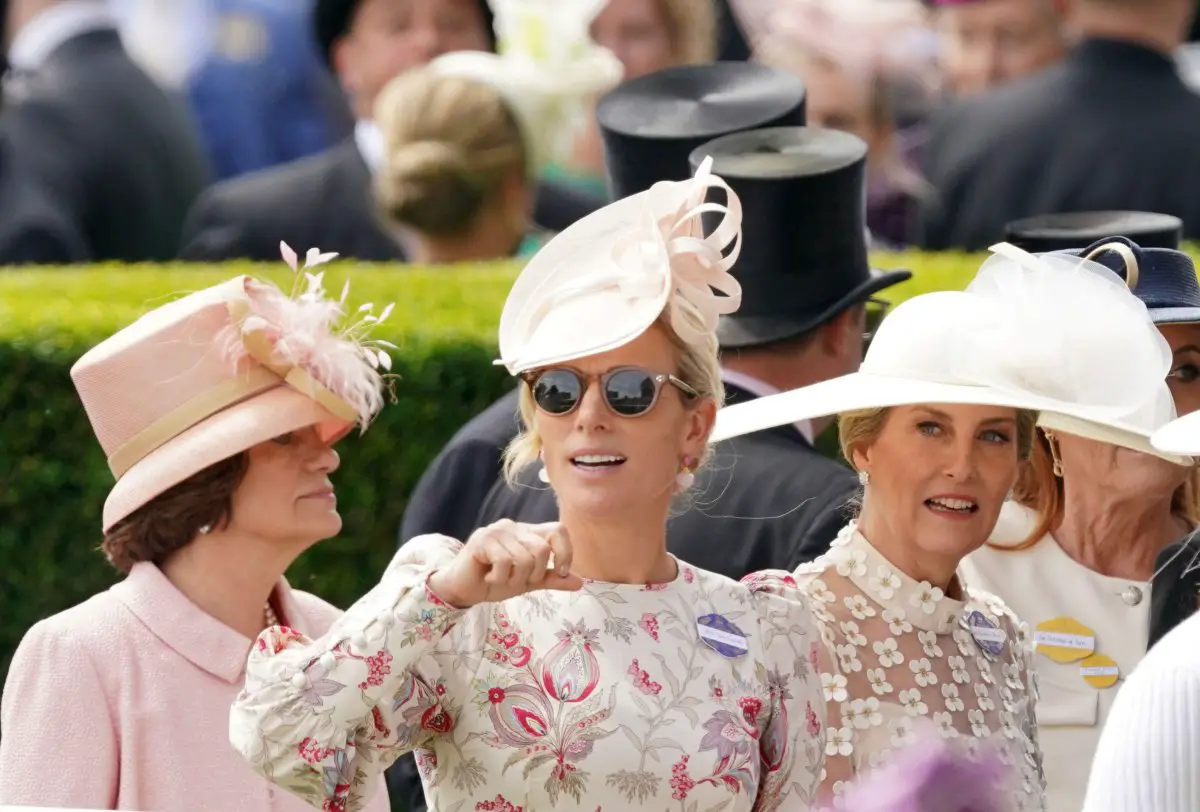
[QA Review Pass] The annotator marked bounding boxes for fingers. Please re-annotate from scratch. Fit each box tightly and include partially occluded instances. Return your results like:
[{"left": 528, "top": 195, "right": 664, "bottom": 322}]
[
  {"left": 540, "top": 523, "right": 573, "bottom": 578},
  {"left": 541, "top": 571, "right": 584, "bottom": 592},
  {"left": 468, "top": 520, "right": 578, "bottom": 597}
]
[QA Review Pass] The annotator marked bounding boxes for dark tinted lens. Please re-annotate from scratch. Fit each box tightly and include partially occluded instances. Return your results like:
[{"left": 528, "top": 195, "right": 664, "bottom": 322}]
[
  {"left": 605, "top": 369, "right": 658, "bottom": 416},
  {"left": 532, "top": 370, "right": 583, "bottom": 414},
  {"left": 864, "top": 299, "right": 890, "bottom": 342}
]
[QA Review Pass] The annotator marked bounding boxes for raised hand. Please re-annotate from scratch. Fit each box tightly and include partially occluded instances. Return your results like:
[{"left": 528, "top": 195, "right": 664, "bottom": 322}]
[{"left": 428, "top": 520, "right": 583, "bottom": 608}]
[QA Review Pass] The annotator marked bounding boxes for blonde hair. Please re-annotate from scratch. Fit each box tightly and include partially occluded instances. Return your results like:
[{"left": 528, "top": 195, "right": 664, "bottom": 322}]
[
  {"left": 838, "top": 406, "right": 1040, "bottom": 468},
  {"left": 373, "top": 68, "right": 525, "bottom": 238},
  {"left": 999, "top": 429, "right": 1200, "bottom": 552},
  {"left": 659, "top": 0, "right": 718, "bottom": 65},
  {"left": 502, "top": 303, "right": 724, "bottom": 486}
]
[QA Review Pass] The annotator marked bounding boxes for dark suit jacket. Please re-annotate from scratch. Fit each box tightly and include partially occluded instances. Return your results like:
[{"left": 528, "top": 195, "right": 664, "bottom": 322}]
[
  {"left": 0, "top": 28, "right": 210, "bottom": 264},
  {"left": 919, "top": 37, "right": 1200, "bottom": 251},
  {"left": 386, "top": 383, "right": 858, "bottom": 812},
  {"left": 179, "top": 139, "right": 605, "bottom": 261},
  {"left": 398, "top": 387, "right": 521, "bottom": 544},
  {"left": 1149, "top": 534, "right": 1200, "bottom": 649}
]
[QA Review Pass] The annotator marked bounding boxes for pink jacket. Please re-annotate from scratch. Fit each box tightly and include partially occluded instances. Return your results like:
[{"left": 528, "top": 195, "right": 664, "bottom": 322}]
[{"left": 0, "top": 562, "right": 392, "bottom": 812}]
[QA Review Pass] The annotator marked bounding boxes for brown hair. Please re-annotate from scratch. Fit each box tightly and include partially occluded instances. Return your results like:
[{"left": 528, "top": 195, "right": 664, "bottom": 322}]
[
  {"left": 373, "top": 68, "right": 526, "bottom": 238},
  {"left": 1001, "top": 430, "right": 1200, "bottom": 551},
  {"left": 659, "top": 0, "right": 718, "bottom": 65},
  {"left": 838, "top": 406, "right": 1040, "bottom": 466},
  {"left": 101, "top": 453, "right": 249, "bottom": 573}
]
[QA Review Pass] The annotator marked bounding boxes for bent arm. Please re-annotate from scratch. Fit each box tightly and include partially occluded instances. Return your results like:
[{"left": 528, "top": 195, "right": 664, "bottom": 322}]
[{"left": 230, "top": 535, "right": 468, "bottom": 811}]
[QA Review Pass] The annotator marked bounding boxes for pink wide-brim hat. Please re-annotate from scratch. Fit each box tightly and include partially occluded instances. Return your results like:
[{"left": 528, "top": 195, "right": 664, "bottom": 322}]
[{"left": 71, "top": 244, "right": 390, "bottom": 533}]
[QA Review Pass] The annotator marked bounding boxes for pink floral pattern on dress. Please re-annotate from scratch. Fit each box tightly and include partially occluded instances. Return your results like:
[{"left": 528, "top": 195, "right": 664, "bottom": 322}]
[{"left": 230, "top": 535, "right": 826, "bottom": 812}]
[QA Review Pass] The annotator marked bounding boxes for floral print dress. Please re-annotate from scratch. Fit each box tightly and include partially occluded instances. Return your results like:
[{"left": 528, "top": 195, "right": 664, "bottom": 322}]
[
  {"left": 230, "top": 535, "right": 827, "bottom": 812},
  {"left": 748, "top": 523, "right": 1046, "bottom": 811}
]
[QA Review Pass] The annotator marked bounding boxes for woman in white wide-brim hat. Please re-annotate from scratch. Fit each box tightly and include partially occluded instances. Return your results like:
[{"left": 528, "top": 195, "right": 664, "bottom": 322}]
[
  {"left": 0, "top": 244, "right": 392, "bottom": 811},
  {"left": 716, "top": 243, "right": 1173, "bottom": 810},
  {"left": 959, "top": 238, "right": 1199, "bottom": 812},
  {"left": 1082, "top": 413, "right": 1200, "bottom": 812},
  {"left": 230, "top": 159, "right": 828, "bottom": 812}
]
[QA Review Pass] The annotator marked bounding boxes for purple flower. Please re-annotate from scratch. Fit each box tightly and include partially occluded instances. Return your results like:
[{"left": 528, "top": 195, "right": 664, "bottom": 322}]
[{"left": 835, "top": 735, "right": 1016, "bottom": 812}]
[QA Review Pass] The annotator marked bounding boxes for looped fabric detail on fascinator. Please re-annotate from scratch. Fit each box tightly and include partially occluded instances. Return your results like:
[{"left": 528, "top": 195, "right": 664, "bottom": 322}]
[
  {"left": 71, "top": 241, "right": 394, "bottom": 532},
  {"left": 497, "top": 156, "right": 742, "bottom": 375},
  {"left": 711, "top": 241, "right": 1170, "bottom": 443},
  {"left": 429, "top": 0, "right": 623, "bottom": 173}
]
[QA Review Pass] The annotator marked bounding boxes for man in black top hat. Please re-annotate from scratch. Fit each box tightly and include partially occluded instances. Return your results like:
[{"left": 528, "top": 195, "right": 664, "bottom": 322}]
[
  {"left": 389, "top": 61, "right": 809, "bottom": 812},
  {"left": 475, "top": 125, "right": 911, "bottom": 579},
  {"left": 918, "top": 0, "right": 1200, "bottom": 251},
  {"left": 178, "top": 0, "right": 605, "bottom": 262},
  {"left": 1004, "top": 210, "right": 1184, "bottom": 252}
]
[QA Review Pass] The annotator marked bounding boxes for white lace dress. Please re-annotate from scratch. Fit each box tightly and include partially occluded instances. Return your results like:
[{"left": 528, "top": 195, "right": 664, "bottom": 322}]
[
  {"left": 753, "top": 523, "right": 1046, "bottom": 811},
  {"left": 229, "top": 535, "right": 827, "bottom": 812}
]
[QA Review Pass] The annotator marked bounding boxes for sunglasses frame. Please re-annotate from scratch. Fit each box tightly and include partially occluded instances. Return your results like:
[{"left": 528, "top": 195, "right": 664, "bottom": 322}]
[{"left": 521, "top": 365, "right": 700, "bottom": 418}]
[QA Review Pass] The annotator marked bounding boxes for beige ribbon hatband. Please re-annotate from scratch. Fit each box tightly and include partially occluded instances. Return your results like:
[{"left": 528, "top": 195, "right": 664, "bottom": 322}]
[
  {"left": 107, "top": 296, "right": 360, "bottom": 479},
  {"left": 106, "top": 366, "right": 281, "bottom": 477}
]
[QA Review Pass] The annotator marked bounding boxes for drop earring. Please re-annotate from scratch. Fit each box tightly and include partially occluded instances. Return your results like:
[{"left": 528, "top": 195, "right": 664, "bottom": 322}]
[
  {"left": 858, "top": 470, "right": 870, "bottom": 487},
  {"left": 198, "top": 524, "right": 211, "bottom": 535},
  {"left": 675, "top": 455, "right": 696, "bottom": 493},
  {"left": 537, "top": 451, "right": 550, "bottom": 484}
]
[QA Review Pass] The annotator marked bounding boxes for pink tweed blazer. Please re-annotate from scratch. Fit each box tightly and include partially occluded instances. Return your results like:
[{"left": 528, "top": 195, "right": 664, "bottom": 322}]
[{"left": 0, "top": 563, "right": 392, "bottom": 812}]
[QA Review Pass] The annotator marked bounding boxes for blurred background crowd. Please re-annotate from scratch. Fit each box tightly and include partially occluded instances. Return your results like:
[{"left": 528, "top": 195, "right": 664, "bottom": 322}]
[{"left": 3, "top": 0, "right": 1200, "bottom": 266}]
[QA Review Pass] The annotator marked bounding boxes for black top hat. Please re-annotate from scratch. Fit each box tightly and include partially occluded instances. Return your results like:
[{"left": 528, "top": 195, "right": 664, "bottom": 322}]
[
  {"left": 597, "top": 62, "right": 806, "bottom": 200},
  {"left": 690, "top": 127, "right": 912, "bottom": 349},
  {"left": 315, "top": 0, "right": 497, "bottom": 69},
  {"left": 1004, "top": 211, "right": 1182, "bottom": 253}
]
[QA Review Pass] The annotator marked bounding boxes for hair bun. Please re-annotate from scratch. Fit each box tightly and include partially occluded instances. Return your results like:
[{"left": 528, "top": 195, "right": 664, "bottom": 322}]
[{"left": 379, "top": 140, "right": 485, "bottom": 237}]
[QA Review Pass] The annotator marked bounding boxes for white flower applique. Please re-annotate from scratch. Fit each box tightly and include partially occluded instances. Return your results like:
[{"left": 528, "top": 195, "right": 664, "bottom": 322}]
[
  {"left": 911, "top": 581, "right": 945, "bottom": 615},
  {"left": 909, "top": 658, "right": 937, "bottom": 688},
  {"left": 975, "top": 682, "right": 996, "bottom": 711},
  {"left": 866, "top": 667, "right": 893, "bottom": 696},
  {"left": 823, "top": 672, "right": 849, "bottom": 703},
  {"left": 882, "top": 608, "right": 912, "bottom": 635},
  {"left": 835, "top": 548, "right": 868, "bottom": 578},
  {"left": 868, "top": 566, "right": 902, "bottom": 600},
  {"left": 941, "top": 683, "right": 965, "bottom": 712},
  {"left": 841, "top": 697, "right": 883, "bottom": 730},
  {"left": 844, "top": 594, "right": 877, "bottom": 620},
  {"left": 968, "top": 708, "right": 991, "bottom": 737},
  {"left": 874, "top": 638, "right": 904, "bottom": 668},
  {"left": 890, "top": 717, "right": 917, "bottom": 748},
  {"left": 917, "top": 629, "right": 943, "bottom": 658},
  {"left": 948, "top": 655, "right": 971, "bottom": 684},
  {"left": 839, "top": 620, "right": 868, "bottom": 647},
  {"left": 836, "top": 644, "right": 863, "bottom": 674},
  {"left": 898, "top": 688, "right": 927, "bottom": 716},
  {"left": 933, "top": 711, "right": 956, "bottom": 737},
  {"left": 827, "top": 726, "right": 854, "bottom": 757}
]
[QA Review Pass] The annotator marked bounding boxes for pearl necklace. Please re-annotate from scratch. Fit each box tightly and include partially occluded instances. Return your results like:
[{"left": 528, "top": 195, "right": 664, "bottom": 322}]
[{"left": 264, "top": 600, "right": 279, "bottom": 629}]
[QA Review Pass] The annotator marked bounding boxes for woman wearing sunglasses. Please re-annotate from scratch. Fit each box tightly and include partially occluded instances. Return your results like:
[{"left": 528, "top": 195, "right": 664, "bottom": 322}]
[
  {"left": 230, "top": 160, "right": 827, "bottom": 812},
  {"left": 711, "top": 244, "right": 1175, "bottom": 810}
]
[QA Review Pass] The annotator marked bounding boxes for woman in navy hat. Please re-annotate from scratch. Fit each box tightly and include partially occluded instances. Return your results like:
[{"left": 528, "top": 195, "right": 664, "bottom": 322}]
[{"left": 958, "top": 218, "right": 1200, "bottom": 812}]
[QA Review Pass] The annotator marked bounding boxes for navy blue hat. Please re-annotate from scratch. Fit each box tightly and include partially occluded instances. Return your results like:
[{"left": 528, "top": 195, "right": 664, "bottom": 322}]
[{"left": 1056, "top": 236, "right": 1200, "bottom": 325}]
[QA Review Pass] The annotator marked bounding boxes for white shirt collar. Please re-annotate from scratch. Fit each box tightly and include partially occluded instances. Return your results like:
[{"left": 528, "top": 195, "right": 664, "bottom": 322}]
[
  {"left": 355, "top": 119, "right": 384, "bottom": 176},
  {"left": 9, "top": 0, "right": 116, "bottom": 72},
  {"left": 719, "top": 368, "right": 815, "bottom": 444}
]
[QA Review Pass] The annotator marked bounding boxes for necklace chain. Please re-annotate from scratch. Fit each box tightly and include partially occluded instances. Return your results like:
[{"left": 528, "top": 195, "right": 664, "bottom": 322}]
[{"left": 263, "top": 600, "right": 279, "bottom": 629}]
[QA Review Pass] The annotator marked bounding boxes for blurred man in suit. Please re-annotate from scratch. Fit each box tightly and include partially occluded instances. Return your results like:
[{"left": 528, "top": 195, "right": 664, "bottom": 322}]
[
  {"left": 0, "top": 0, "right": 210, "bottom": 263},
  {"left": 932, "top": 0, "right": 1069, "bottom": 96},
  {"left": 919, "top": 0, "right": 1200, "bottom": 250},
  {"left": 178, "top": 0, "right": 605, "bottom": 262}
]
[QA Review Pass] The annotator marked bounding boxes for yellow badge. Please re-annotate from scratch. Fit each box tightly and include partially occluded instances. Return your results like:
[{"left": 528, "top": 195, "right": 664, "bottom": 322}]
[
  {"left": 1033, "top": 617, "right": 1096, "bottom": 663},
  {"left": 1079, "top": 653, "right": 1120, "bottom": 689}
]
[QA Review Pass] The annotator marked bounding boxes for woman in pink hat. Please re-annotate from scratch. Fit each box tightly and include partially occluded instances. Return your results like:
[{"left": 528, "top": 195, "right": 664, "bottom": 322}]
[
  {"left": 229, "top": 161, "right": 827, "bottom": 812},
  {"left": 0, "top": 245, "right": 393, "bottom": 812}
]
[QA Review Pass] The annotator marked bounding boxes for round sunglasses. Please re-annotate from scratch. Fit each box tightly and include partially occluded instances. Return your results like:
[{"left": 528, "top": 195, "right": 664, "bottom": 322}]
[{"left": 522, "top": 366, "right": 700, "bottom": 417}]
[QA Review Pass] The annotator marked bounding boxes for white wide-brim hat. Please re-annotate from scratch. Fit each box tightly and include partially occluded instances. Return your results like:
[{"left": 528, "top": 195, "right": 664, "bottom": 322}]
[
  {"left": 1038, "top": 382, "right": 1191, "bottom": 466},
  {"left": 713, "top": 244, "right": 1175, "bottom": 444},
  {"left": 1152, "top": 410, "right": 1200, "bottom": 456}
]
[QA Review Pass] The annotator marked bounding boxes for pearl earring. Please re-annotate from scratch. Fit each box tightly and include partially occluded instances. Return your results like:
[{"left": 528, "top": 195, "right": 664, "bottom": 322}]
[
  {"left": 675, "top": 456, "right": 696, "bottom": 493},
  {"left": 858, "top": 470, "right": 870, "bottom": 486},
  {"left": 198, "top": 524, "right": 212, "bottom": 535},
  {"left": 538, "top": 466, "right": 550, "bottom": 483}
]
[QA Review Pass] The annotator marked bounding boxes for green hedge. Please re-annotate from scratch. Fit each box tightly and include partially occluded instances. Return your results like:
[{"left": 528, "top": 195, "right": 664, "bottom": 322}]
[{"left": 0, "top": 249, "right": 1004, "bottom": 700}]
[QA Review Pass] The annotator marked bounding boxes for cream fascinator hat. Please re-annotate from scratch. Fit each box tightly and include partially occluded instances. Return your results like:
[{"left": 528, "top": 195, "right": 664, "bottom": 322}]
[
  {"left": 429, "top": 0, "right": 623, "bottom": 173},
  {"left": 497, "top": 157, "right": 742, "bottom": 374},
  {"left": 712, "top": 242, "right": 1172, "bottom": 443},
  {"left": 71, "top": 243, "right": 393, "bottom": 532}
]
